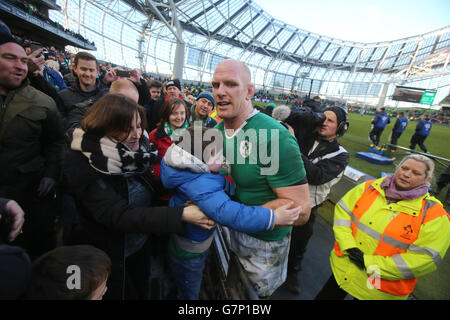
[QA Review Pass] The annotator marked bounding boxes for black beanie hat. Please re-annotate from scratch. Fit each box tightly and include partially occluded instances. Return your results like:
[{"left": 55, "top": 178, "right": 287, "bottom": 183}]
[
  {"left": 0, "top": 31, "right": 19, "bottom": 47},
  {"left": 327, "top": 106, "right": 347, "bottom": 126},
  {"left": 166, "top": 79, "right": 181, "bottom": 91}
]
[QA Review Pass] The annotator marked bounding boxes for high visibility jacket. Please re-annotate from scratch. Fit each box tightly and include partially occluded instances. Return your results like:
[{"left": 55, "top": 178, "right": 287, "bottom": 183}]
[
  {"left": 209, "top": 110, "right": 222, "bottom": 123},
  {"left": 331, "top": 177, "right": 450, "bottom": 300}
]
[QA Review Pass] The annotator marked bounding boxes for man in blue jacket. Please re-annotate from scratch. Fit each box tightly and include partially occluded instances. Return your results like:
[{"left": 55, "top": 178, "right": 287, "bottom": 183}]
[
  {"left": 389, "top": 111, "right": 408, "bottom": 151},
  {"left": 369, "top": 107, "right": 390, "bottom": 146},
  {"left": 410, "top": 114, "right": 432, "bottom": 153}
]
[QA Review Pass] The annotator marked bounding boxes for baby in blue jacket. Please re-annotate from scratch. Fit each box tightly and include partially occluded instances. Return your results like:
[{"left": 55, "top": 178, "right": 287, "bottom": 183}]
[{"left": 160, "top": 126, "right": 301, "bottom": 300}]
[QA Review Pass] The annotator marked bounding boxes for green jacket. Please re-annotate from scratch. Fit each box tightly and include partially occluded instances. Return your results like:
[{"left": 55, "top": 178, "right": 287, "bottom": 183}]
[{"left": 0, "top": 80, "right": 65, "bottom": 187}]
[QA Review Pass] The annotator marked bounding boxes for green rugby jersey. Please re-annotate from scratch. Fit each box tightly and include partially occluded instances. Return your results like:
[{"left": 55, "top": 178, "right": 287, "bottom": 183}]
[{"left": 216, "top": 111, "right": 306, "bottom": 241}]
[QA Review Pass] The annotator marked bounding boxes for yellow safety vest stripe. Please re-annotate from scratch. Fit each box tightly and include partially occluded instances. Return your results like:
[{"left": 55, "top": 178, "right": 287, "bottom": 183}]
[{"left": 333, "top": 182, "right": 367, "bottom": 252}]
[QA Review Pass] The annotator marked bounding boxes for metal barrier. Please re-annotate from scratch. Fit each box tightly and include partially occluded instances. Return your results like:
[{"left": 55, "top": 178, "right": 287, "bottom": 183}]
[
  {"left": 386, "top": 144, "right": 450, "bottom": 165},
  {"left": 201, "top": 226, "right": 259, "bottom": 300},
  {"left": 328, "top": 166, "right": 375, "bottom": 204}
]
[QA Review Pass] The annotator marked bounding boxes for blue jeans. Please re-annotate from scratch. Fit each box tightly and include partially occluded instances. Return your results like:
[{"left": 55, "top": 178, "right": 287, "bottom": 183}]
[{"left": 169, "top": 251, "right": 208, "bottom": 300}]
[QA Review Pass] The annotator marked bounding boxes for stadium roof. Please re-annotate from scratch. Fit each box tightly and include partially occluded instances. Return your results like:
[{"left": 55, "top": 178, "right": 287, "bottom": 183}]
[
  {"left": 128, "top": 0, "right": 450, "bottom": 74},
  {"left": 50, "top": 0, "right": 450, "bottom": 106}
]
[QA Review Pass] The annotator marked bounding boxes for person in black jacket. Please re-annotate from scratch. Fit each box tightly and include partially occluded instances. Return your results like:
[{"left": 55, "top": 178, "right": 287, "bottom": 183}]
[
  {"left": 58, "top": 52, "right": 109, "bottom": 120},
  {"left": 433, "top": 165, "right": 450, "bottom": 205},
  {"left": 285, "top": 106, "right": 349, "bottom": 294},
  {"left": 62, "top": 79, "right": 145, "bottom": 245},
  {"left": 143, "top": 79, "right": 164, "bottom": 132},
  {"left": 0, "top": 34, "right": 65, "bottom": 260},
  {"left": 65, "top": 78, "right": 140, "bottom": 144},
  {"left": 64, "top": 93, "right": 214, "bottom": 299}
]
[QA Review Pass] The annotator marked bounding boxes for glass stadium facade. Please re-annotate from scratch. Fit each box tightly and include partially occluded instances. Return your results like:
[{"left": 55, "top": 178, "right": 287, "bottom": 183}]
[{"left": 50, "top": 0, "right": 450, "bottom": 108}]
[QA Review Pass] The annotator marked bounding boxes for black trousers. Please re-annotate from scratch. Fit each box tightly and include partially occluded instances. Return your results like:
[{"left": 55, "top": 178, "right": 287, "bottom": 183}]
[
  {"left": 390, "top": 131, "right": 403, "bottom": 149},
  {"left": 369, "top": 127, "right": 384, "bottom": 146},
  {"left": 287, "top": 206, "right": 317, "bottom": 274},
  {"left": 409, "top": 134, "right": 428, "bottom": 153},
  {"left": 315, "top": 274, "right": 350, "bottom": 300}
]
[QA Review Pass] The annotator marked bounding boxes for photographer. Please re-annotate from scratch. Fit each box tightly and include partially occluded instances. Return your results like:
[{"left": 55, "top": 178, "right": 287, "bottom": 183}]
[
  {"left": 303, "top": 96, "right": 323, "bottom": 112},
  {"left": 284, "top": 106, "right": 349, "bottom": 294}
]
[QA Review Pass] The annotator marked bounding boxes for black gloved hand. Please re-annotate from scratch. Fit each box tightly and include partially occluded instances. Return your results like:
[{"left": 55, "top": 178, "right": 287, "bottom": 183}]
[
  {"left": 347, "top": 247, "right": 365, "bottom": 270},
  {"left": 37, "top": 177, "right": 56, "bottom": 197}
]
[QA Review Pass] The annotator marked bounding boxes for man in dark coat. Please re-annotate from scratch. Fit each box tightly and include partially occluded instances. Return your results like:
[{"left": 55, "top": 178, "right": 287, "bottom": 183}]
[
  {"left": 58, "top": 52, "right": 109, "bottom": 120},
  {"left": 0, "top": 33, "right": 65, "bottom": 260},
  {"left": 143, "top": 79, "right": 164, "bottom": 132}
]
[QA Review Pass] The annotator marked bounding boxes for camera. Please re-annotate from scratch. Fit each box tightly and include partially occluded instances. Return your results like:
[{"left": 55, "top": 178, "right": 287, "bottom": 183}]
[
  {"left": 285, "top": 107, "right": 326, "bottom": 154},
  {"left": 28, "top": 41, "right": 44, "bottom": 58},
  {"left": 116, "top": 70, "right": 131, "bottom": 78},
  {"left": 302, "top": 98, "right": 323, "bottom": 112}
]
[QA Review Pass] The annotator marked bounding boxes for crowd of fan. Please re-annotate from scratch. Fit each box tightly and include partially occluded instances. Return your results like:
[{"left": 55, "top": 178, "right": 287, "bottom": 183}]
[
  {"left": 6, "top": 0, "right": 96, "bottom": 47},
  {"left": 0, "top": 29, "right": 232, "bottom": 300}
]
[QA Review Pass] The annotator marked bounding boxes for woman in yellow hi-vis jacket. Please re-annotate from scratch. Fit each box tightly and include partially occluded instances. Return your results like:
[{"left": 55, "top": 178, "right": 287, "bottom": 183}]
[{"left": 316, "top": 154, "right": 450, "bottom": 300}]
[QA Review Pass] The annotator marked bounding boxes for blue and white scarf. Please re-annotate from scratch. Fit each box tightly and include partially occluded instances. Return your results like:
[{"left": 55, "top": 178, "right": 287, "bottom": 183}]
[{"left": 71, "top": 128, "right": 159, "bottom": 175}]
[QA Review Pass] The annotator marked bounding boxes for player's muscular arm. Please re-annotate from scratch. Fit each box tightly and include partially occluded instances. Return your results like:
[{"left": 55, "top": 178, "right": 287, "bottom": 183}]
[{"left": 262, "top": 184, "right": 311, "bottom": 226}]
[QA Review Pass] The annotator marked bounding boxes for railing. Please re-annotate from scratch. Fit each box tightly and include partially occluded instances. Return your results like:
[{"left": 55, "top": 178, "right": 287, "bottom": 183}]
[
  {"left": 201, "top": 226, "right": 259, "bottom": 300},
  {"left": 386, "top": 144, "right": 450, "bottom": 164}
]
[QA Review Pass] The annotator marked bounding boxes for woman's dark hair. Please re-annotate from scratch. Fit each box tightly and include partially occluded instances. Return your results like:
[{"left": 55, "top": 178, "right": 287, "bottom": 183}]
[
  {"left": 81, "top": 93, "right": 146, "bottom": 140},
  {"left": 159, "top": 97, "right": 188, "bottom": 124},
  {"left": 26, "top": 245, "right": 111, "bottom": 300}
]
